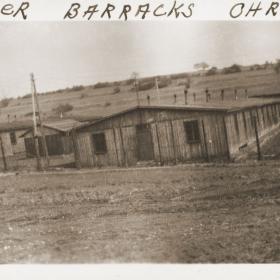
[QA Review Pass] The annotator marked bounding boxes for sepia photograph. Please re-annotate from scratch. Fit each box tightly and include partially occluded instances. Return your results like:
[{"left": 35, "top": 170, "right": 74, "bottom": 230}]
[{"left": 0, "top": 20, "right": 280, "bottom": 265}]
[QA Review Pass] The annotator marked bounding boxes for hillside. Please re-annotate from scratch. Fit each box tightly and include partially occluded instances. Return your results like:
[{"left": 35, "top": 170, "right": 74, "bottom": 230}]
[{"left": 1, "top": 67, "right": 280, "bottom": 123}]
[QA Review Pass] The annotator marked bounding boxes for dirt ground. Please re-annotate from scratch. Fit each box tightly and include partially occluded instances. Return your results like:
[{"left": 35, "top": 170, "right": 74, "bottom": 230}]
[{"left": 0, "top": 162, "right": 280, "bottom": 263}]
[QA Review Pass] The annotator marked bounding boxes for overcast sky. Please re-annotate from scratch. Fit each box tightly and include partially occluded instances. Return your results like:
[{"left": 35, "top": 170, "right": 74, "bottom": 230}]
[{"left": 1, "top": 21, "right": 280, "bottom": 98}]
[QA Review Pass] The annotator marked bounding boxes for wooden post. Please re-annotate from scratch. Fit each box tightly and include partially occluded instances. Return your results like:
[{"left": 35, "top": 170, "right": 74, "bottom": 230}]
[
  {"left": 253, "top": 115, "right": 262, "bottom": 160},
  {"left": 155, "top": 122, "right": 163, "bottom": 165},
  {"left": 112, "top": 128, "right": 120, "bottom": 167},
  {"left": 31, "top": 73, "right": 50, "bottom": 167},
  {"left": 119, "top": 127, "right": 127, "bottom": 167},
  {"left": 221, "top": 89, "right": 224, "bottom": 101},
  {"left": 234, "top": 89, "right": 238, "bottom": 100},
  {"left": 193, "top": 92, "right": 196, "bottom": 103},
  {"left": 184, "top": 89, "right": 188, "bottom": 105},
  {"left": 201, "top": 120, "right": 209, "bottom": 162},
  {"left": 170, "top": 120, "right": 177, "bottom": 164},
  {"left": 71, "top": 129, "right": 81, "bottom": 169},
  {"left": 32, "top": 131, "right": 42, "bottom": 171},
  {"left": 205, "top": 88, "right": 209, "bottom": 102},
  {"left": 31, "top": 74, "right": 42, "bottom": 171},
  {"left": 245, "top": 89, "right": 248, "bottom": 99},
  {"left": 155, "top": 77, "right": 160, "bottom": 103},
  {"left": 0, "top": 136, "right": 8, "bottom": 171},
  {"left": 147, "top": 95, "right": 151, "bottom": 105},
  {"left": 222, "top": 116, "right": 231, "bottom": 161},
  {"left": 134, "top": 78, "right": 140, "bottom": 106},
  {"left": 173, "top": 94, "right": 177, "bottom": 104}
]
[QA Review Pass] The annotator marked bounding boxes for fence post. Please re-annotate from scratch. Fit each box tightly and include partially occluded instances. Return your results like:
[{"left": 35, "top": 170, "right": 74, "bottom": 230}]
[
  {"left": 119, "top": 127, "right": 128, "bottom": 167},
  {"left": 184, "top": 89, "right": 188, "bottom": 105},
  {"left": 222, "top": 116, "right": 231, "bottom": 161},
  {"left": 169, "top": 120, "right": 177, "bottom": 164},
  {"left": 155, "top": 122, "right": 163, "bottom": 166},
  {"left": 147, "top": 95, "right": 151, "bottom": 105},
  {"left": 221, "top": 89, "right": 224, "bottom": 101},
  {"left": 253, "top": 115, "right": 262, "bottom": 160},
  {"left": 112, "top": 128, "right": 120, "bottom": 167},
  {"left": 201, "top": 120, "right": 209, "bottom": 162},
  {"left": 0, "top": 136, "right": 8, "bottom": 171},
  {"left": 193, "top": 92, "right": 196, "bottom": 103},
  {"left": 205, "top": 88, "right": 209, "bottom": 102},
  {"left": 234, "top": 89, "right": 238, "bottom": 100},
  {"left": 173, "top": 94, "right": 177, "bottom": 104}
]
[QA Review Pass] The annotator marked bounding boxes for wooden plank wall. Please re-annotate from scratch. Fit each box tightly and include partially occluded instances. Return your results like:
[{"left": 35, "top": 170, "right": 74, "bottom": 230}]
[
  {"left": 11, "top": 130, "right": 27, "bottom": 155},
  {"left": 225, "top": 103, "right": 280, "bottom": 157},
  {"left": 0, "top": 132, "right": 13, "bottom": 158},
  {"left": 76, "top": 103, "right": 280, "bottom": 168},
  {"left": 76, "top": 110, "right": 229, "bottom": 167},
  {"left": 61, "top": 136, "right": 74, "bottom": 154},
  {"left": 76, "top": 127, "right": 138, "bottom": 167}
]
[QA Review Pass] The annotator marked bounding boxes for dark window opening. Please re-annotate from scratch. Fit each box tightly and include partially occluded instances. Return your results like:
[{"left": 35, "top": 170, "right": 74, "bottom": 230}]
[
  {"left": 184, "top": 120, "right": 200, "bottom": 144},
  {"left": 10, "top": 131, "right": 17, "bottom": 145},
  {"left": 92, "top": 133, "right": 107, "bottom": 154}
]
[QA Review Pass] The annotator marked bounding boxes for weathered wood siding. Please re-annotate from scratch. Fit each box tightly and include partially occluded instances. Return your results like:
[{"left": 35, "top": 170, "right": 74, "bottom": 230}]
[
  {"left": 24, "top": 127, "right": 74, "bottom": 157},
  {"left": 11, "top": 130, "right": 27, "bottom": 155},
  {"left": 77, "top": 108, "right": 229, "bottom": 167},
  {"left": 225, "top": 103, "right": 280, "bottom": 157},
  {"left": 0, "top": 132, "right": 13, "bottom": 158}
]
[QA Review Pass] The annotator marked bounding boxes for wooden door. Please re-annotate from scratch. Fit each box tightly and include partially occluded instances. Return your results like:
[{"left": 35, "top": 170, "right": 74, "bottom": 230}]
[{"left": 136, "top": 124, "right": 154, "bottom": 161}]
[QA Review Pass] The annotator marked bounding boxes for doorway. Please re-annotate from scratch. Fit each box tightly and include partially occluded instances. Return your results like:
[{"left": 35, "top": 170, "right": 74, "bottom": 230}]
[{"left": 136, "top": 124, "right": 154, "bottom": 161}]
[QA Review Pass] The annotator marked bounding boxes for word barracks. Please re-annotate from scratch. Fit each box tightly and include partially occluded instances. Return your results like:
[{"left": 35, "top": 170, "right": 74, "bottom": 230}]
[{"left": 63, "top": 1, "right": 195, "bottom": 20}]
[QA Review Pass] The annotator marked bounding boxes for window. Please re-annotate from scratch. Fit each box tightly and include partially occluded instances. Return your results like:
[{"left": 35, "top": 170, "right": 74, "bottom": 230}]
[
  {"left": 184, "top": 120, "right": 200, "bottom": 143},
  {"left": 10, "top": 131, "right": 17, "bottom": 145},
  {"left": 92, "top": 133, "right": 107, "bottom": 154}
]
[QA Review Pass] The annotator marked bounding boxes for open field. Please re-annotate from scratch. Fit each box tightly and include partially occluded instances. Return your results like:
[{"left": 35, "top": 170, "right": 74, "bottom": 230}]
[
  {"left": 0, "top": 162, "right": 280, "bottom": 263},
  {"left": 1, "top": 68, "right": 280, "bottom": 122}
]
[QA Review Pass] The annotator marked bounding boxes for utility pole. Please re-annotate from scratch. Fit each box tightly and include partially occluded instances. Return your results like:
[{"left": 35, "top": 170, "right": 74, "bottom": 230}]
[
  {"left": 147, "top": 95, "right": 151, "bottom": 105},
  {"left": 184, "top": 88, "right": 188, "bottom": 105},
  {"left": 234, "top": 89, "right": 238, "bottom": 101},
  {"left": 31, "top": 74, "right": 42, "bottom": 171},
  {"left": 184, "top": 77, "right": 190, "bottom": 105},
  {"left": 221, "top": 89, "right": 225, "bottom": 101},
  {"left": 31, "top": 73, "right": 49, "bottom": 167},
  {"left": 205, "top": 88, "right": 209, "bottom": 103}
]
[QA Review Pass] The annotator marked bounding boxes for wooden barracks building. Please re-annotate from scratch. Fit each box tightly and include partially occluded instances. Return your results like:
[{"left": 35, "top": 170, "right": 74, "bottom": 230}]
[{"left": 72, "top": 100, "right": 280, "bottom": 168}]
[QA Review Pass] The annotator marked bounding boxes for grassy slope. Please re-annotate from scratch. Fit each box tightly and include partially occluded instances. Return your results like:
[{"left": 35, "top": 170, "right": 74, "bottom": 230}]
[
  {"left": 1, "top": 68, "right": 280, "bottom": 122},
  {"left": 0, "top": 162, "right": 280, "bottom": 263}
]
